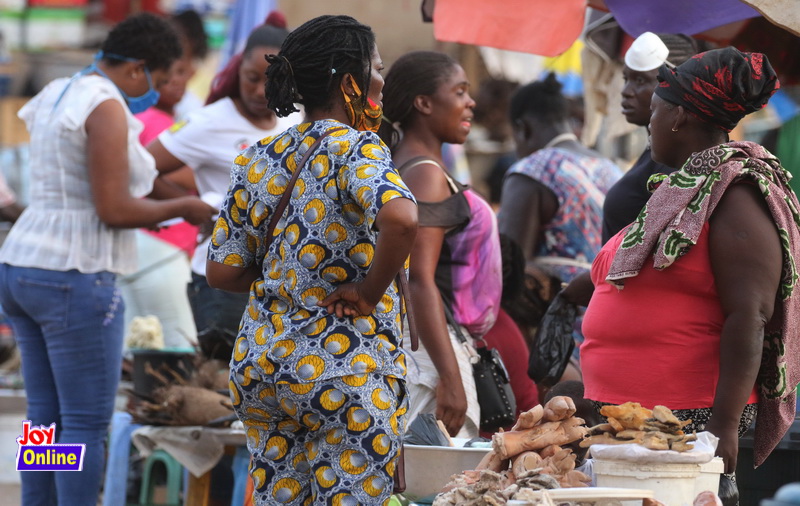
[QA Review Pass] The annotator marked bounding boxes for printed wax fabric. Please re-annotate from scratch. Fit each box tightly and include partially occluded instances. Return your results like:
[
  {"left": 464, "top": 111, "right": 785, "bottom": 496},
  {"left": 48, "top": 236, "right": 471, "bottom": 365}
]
[
  {"left": 606, "top": 141, "right": 800, "bottom": 465},
  {"left": 507, "top": 147, "right": 622, "bottom": 282},
  {"left": 602, "top": 148, "right": 673, "bottom": 242},
  {"left": 207, "top": 120, "right": 415, "bottom": 385}
]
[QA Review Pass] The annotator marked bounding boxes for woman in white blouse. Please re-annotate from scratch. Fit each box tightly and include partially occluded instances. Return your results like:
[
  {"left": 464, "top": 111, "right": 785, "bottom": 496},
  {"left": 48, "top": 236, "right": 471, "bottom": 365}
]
[{"left": 0, "top": 14, "right": 214, "bottom": 505}]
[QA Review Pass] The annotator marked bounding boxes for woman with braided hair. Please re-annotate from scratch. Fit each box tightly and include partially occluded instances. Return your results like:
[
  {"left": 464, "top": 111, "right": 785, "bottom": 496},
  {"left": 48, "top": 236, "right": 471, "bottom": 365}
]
[
  {"left": 206, "top": 15, "right": 417, "bottom": 505},
  {"left": 582, "top": 47, "right": 800, "bottom": 494}
]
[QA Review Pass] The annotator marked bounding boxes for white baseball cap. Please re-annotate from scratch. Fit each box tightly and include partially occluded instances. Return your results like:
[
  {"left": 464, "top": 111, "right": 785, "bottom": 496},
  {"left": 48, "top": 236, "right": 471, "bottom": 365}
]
[{"left": 624, "top": 32, "right": 671, "bottom": 72}]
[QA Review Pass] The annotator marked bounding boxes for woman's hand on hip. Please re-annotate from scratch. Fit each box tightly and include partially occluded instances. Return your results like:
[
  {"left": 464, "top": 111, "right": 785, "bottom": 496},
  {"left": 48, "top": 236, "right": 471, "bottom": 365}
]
[
  {"left": 318, "top": 283, "right": 379, "bottom": 318},
  {"left": 436, "top": 373, "right": 468, "bottom": 436}
]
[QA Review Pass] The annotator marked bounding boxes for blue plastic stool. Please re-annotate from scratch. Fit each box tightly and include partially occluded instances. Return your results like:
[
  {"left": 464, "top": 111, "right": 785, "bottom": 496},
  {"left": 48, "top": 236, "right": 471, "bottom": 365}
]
[
  {"left": 103, "top": 412, "right": 142, "bottom": 506},
  {"left": 230, "top": 446, "right": 251, "bottom": 506},
  {"left": 139, "top": 449, "right": 183, "bottom": 506}
]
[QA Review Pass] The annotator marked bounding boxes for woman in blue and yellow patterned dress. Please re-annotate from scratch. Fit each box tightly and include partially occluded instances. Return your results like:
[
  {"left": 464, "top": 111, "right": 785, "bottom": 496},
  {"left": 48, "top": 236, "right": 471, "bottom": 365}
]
[{"left": 206, "top": 15, "right": 418, "bottom": 506}]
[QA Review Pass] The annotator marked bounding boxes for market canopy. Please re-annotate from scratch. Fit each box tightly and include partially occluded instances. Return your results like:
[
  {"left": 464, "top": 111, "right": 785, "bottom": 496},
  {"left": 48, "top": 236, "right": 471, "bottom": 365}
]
[
  {"left": 432, "top": 0, "right": 586, "bottom": 57},
  {"left": 432, "top": 0, "right": 800, "bottom": 56}
]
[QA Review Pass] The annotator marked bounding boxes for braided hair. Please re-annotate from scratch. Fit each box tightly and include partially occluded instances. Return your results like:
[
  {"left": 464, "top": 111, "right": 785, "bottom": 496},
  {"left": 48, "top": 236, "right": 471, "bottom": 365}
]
[
  {"left": 101, "top": 13, "right": 181, "bottom": 72},
  {"left": 509, "top": 72, "right": 568, "bottom": 125},
  {"left": 265, "top": 15, "right": 375, "bottom": 117},
  {"left": 377, "top": 51, "right": 459, "bottom": 150}
]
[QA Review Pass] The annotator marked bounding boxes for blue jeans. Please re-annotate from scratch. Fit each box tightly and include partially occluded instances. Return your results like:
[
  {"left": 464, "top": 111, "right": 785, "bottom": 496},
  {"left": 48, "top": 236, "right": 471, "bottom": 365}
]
[{"left": 0, "top": 265, "right": 124, "bottom": 506}]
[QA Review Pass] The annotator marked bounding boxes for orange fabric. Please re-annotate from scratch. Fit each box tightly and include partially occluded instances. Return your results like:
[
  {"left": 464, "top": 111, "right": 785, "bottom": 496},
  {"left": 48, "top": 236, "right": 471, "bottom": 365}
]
[
  {"left": 433, "top": 0, "right": 586, "bottom": 57},
  {"left": 582, "top": 223, "right": 759, "bottom": 409},
  {"left": 244, "top": 469, "right": 254, "bottom": 506}
]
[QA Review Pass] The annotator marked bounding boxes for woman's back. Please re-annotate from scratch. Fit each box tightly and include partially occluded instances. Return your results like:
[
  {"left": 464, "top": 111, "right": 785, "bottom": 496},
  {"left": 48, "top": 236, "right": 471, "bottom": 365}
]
[
  {"left": 209, "top": 120, "right": 415, "bottom": 383},
  {"left": 1, "top": 75, "right": 157, "bottom": 274},
  {"left": 507, "top": 146, "right": 621, "bottom": 281}
]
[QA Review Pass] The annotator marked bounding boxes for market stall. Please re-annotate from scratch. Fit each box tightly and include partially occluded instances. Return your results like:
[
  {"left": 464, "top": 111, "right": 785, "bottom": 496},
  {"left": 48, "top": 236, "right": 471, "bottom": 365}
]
[{"left": 399, "top": 398, "right": 729, "bottom": 506}]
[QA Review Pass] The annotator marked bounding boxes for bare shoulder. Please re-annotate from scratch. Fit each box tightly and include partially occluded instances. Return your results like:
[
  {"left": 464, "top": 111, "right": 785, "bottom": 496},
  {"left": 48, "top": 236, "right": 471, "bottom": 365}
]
[{"left": 396, "top": 157, "right": 452, "bottom": 202}]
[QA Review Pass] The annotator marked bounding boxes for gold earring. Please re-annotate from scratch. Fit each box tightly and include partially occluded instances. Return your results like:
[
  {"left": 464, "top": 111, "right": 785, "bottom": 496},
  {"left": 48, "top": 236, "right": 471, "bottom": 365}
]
[{"left": 671, "top": 127, "right": 678, "bottom": 132}]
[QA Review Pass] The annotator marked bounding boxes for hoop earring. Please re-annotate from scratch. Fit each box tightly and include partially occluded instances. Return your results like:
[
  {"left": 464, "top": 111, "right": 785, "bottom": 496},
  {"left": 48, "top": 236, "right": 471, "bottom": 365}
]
[{"left": 671, "top": 127, "right": 679, "bottom": 132}]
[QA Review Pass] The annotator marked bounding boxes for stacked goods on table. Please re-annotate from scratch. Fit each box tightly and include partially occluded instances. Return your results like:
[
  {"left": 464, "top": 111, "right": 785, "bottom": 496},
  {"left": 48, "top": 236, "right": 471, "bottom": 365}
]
[
  {"left": 127, "top": 354, "right": 235, "bottom": 427},
  {"left": 433, "top": 396, "right": 591, "bottom": 505},
  {"left": 581, "top": 402, "right": 698, "bottom": 452},
  {"left": 432, "top": 400, "right": 726, "bottom": 506}
]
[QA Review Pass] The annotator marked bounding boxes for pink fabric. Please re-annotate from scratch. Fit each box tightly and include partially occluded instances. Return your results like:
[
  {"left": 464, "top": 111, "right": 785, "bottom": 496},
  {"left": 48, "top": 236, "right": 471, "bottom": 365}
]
[
  {"left": 135, "top": 107, "right": 199, "bottom": 254},
  {"left": 581, "top": 223, "right": 758, "bottom": 410},
  {"left": 135, "top": 108, "right": 175, "bottom": 146},
  {"left": 446, "top": 190, "right": 503, "bottom": 338}
]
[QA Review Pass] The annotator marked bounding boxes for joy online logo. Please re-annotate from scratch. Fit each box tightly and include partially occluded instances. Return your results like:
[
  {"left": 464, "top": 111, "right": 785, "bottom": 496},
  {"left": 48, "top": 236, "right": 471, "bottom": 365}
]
[{"left": 16, "top": 421, "right": 85, "bottom": 471}]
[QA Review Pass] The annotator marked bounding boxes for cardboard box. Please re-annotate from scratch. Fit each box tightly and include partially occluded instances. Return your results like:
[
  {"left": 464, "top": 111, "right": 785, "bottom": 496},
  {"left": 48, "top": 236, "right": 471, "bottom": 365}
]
[{"left": 0, "top": 96, "right": 30, "bottom": 147}]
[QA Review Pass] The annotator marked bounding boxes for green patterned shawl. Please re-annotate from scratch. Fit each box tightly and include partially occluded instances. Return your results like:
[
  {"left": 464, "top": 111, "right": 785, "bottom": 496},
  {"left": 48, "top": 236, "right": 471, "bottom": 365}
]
[{"left": 606, "top": 141, "right": 800, "bottom": 466}]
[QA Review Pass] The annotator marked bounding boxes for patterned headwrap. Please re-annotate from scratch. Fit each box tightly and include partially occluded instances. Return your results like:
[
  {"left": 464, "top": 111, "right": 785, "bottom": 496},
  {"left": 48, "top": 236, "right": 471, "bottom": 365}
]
[
  {"left": 654, "top": 47, "right": 780, "bottom": 132},
  {"left": 607, "top": 141, "right": 800, "bottom": 466}
]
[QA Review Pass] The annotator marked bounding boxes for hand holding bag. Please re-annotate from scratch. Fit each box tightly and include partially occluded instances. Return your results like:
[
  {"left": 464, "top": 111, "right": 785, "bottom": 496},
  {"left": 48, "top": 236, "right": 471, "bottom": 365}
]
[{"left": 444, "top": 304, "right": 517, "bottom": 432}]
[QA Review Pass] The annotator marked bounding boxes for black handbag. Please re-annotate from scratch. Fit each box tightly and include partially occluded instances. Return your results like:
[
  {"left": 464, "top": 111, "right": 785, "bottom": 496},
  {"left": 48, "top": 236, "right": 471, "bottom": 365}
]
[{"left": 444, "top": 305, "right": 517, "bottom": 432}]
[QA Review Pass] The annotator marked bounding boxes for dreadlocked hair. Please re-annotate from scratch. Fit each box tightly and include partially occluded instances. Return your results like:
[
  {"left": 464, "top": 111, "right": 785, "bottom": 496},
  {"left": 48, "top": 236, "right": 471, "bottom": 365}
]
[
  {"left": 266, "top": 15, "right": 375, "bottom": 117},
  {"left": 101, "top": 13, "right": 181, "bottom": 71},
  {"left": 377, "top": 51, "right": 458, "bottom": 150},
  {"left": 509, "top": 72, "right": 568, "bottom": 125},
  {"left": 206, "top": 18, "right": 289, "bottom": 105}
]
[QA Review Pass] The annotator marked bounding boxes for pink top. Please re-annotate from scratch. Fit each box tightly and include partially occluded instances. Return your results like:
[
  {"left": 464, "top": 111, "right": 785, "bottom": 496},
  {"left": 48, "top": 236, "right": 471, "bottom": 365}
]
[
  {"left": 581, "top": 223, "right": 758, "bottom": 409},
  {"left": 136, "top": 108, "right": 175, "bottom": 146},
  {"left": 135, "top": 107, "right": 199, "bottom": 255}
]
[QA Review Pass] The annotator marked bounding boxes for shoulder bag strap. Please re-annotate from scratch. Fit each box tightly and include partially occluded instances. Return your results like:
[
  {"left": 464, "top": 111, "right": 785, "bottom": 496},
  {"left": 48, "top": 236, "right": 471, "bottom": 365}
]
[
  {"left": 263, "top": 125, "right": 419, "bottom": 352},
  {"left": 265, "top": 126, "right": 347, "bottom": 242},
  {"left": 396, "top": 270, "right": 419, "bottom": 351}
]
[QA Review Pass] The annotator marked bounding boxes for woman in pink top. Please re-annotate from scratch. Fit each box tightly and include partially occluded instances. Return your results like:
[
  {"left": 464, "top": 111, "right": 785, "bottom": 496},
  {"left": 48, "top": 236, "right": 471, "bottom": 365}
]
[{"left": 581, "top": 48, "right": 800, "bottom": 488}]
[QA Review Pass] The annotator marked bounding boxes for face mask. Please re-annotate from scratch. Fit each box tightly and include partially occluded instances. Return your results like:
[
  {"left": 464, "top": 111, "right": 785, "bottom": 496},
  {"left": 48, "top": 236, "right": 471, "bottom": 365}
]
[
  {"left": 53, "top": 51, "right": 160, "bottom": 115},
  {"left": 341, "top": 77, "right": 382, "bottom": 132},
  {"left": 119, "top": 67, "right": 160, "bottom": 114}
]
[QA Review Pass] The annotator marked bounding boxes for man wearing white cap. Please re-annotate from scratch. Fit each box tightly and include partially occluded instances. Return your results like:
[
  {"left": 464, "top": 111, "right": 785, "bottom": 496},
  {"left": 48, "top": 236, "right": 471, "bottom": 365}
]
[
  {"left": 560, "top": 31, "right": 701, "bottom": 307},
  {"left": 601, "top": 32, "right": 700, "bottom": 242}
]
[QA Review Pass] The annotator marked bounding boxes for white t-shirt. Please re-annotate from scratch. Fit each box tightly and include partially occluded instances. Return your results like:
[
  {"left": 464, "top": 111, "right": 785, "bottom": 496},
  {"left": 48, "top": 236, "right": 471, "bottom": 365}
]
[
  {"left": 157, "top": 96, "right": 302, "bottom": 275},
  {"left": 0, "top": 75, "right": 157, "bottom": 275}
]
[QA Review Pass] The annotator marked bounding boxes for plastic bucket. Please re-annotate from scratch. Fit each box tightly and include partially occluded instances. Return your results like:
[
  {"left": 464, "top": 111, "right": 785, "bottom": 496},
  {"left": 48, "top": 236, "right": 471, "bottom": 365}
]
[
  {"left": 696, "top": 457, "right": 723, "bottom": 495},
  {"left": 594, "top": 459, "right": 701, "bottom": 506},
  {"left": 403, "top": 443, "right": 491, "bottom": 499}
]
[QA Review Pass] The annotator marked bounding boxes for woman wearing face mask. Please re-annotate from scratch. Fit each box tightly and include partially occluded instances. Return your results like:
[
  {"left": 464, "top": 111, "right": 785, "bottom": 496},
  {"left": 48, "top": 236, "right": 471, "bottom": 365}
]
[
  {"left": 147, "top": 21, "right": 302, "bottom": 360},
  {"left": 0, "top": 13, "right": 215, "bottom": 505},
  {"left": 206, "top": 15, "right": 417, "bottom": 505}
]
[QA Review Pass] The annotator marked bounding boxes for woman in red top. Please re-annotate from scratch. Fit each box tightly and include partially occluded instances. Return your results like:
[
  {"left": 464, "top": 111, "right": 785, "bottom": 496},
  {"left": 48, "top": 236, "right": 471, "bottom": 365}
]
[{"left": 581, "top": 48, "right": 800, "bottom": 484}]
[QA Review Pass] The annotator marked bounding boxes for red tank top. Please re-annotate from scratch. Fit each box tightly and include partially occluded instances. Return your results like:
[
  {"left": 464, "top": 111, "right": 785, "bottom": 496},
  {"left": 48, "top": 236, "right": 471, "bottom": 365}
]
[{"left": 581, "top": 223, "right": 758, "bottom": 409}]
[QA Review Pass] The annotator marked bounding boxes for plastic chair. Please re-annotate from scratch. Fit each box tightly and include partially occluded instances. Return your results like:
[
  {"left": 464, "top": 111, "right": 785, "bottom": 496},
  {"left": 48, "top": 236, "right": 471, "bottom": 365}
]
[{"left": 139, "top": 449, "right": 183, "bottom": 506}]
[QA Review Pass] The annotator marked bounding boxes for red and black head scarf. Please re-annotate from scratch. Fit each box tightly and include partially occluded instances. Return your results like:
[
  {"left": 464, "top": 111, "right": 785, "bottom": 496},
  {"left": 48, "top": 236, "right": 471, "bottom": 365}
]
[{"left": 654, "top": 47, "right": 780, "bottom": 132}]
